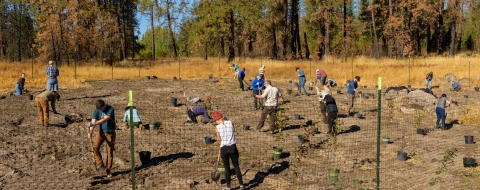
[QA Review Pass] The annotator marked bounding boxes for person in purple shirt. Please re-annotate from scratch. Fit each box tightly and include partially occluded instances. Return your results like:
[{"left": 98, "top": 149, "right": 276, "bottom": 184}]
[
  {"left": 451, "top": 81, "right": 461, "bottom": 91},
  {"left": 315, "top": 69, "right": 327, "bottom": 86},
  {"left": 13, "top": 73, "right": 25, "bottom": 96},
  {"left": 187, "top": 105, "right": 211, "bottom": 123}
]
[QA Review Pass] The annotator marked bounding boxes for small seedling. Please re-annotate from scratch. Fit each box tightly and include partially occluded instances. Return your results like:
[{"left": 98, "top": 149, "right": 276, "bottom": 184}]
[{"left": 413, "top": 110, "right": 425, "bottom": 129}]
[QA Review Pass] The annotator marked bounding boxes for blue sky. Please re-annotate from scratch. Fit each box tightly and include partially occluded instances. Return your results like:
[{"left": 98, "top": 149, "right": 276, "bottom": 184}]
[{"left": 136, "top": 12, "right": 149, "bottom": 38}]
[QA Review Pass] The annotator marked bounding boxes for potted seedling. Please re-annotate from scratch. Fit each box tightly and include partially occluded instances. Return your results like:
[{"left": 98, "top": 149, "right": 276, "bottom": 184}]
[
  {"left": 413, "top": 110, "right": 426, "bottom": 135},
  {"left": 465, "top": 127, "right": 474, "bottom": 144},
  {"left": 327, "top": 119, "right": 340, "bottom": 183},
  {"left": 397, "top": 124, "right": 408, "bottom": 161},
  {"left": 273, "top": 128, "right": 285, "bottom": 160}
]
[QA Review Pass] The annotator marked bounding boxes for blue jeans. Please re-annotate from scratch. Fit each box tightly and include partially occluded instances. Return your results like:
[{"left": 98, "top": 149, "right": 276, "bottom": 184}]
[
  {"left": 425, "top": 79, "right": 432, "bottom": 90},
  {"left": 47, "top": 78, "right": 58, "bottom": 91},
  {"left": 436, "top": 107, "right": 446, "bottom": 128},
  {"left": 298, "top": 79, "right": 308, "bottom": 95},
  {"left": 13, "top": 84, "right": 22, "bottom": 96}
]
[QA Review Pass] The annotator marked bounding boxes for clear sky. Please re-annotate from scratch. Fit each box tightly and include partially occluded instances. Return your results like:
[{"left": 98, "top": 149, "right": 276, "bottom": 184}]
[{"left": 136, "top": 12, "right": 149, "bottom": 38}]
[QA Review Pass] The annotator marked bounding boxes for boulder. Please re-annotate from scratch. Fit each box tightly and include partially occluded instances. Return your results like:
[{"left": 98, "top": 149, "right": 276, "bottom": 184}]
[
  {"left": 407, "top": 90, "right": 437, "bottom": 112},
  {"left": 385, "top": 89, "right": 408, "bottom": 100},
  {"left": 444, "top": 73, "right": 457, "bottom": 82},
  {"left": 445, "top": 103, "right": 468, "bottom": 124}
]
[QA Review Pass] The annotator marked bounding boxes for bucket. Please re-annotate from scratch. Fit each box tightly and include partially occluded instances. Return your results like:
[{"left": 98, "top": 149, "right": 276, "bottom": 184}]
[
  {"left": 464, "top": 95, "right": 468, "bottom": 98},
  {"left": 139, "top": 151, "right": 151, "bottom": 165},
  {"left": 298, "top": 135, "right": 304, "bottom": 143},
  {"left": 397, "top": 151, "right": 407, "bottom": 161},
  {"left": 28, "top": 94, "right": 33, "bottom": 100},
  {"left": 272, "top": 146, "right": 282, "bottom": 160},
  {"left": 363, "top": 85, "right": 367, "bottom": 88},
  {"left": 382, "top": 137, "right": 390, "bottom": 144},
  {"left": 287, "top": 89, "right": 292, "bottom": 95},
  {"left": 306, "top": 120, "right": 313, "bottom": 126},
  {"left": 170, "top": 97, "right": 177, "bottom": 107},
  {"left": 475, "top": 87, "right": 479, "bottom": 92},
  {"left": 356, "top": 113, "right": 363, "bottom": 118},
  {"left": 328, "top": 168, "right": 340, "bottom": 183},
  {"left": 465, "top": 136, "right": 474, "bottom": 144},
  {"left": 64, "top": 115, "right": 73, "bottom": 124},
  {"left": 243, "top": 124, "right": 250, "bottom": 130},
  {"left": 288, "top": 80, "right": 292, "bottom": 84},
  {"left": 295, "top": 114, "right": 301, "bottom": 120},
  {"left": 416, "top": 128, "right": 426, "bottom": 135},
  {"left": 204, "top": 136, "right": 213, "bottom": 144},
  {"left": 463, "top": 157, "right": 477, "bottom": 168},
  {"left": 217, "top": 163, "right": 226, "bottom": 178}
]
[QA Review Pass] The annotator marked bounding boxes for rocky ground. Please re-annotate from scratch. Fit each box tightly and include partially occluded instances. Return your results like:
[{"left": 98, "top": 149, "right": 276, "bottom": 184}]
[{"left": 0, "top": 75, "right": 479, "bottom": 190}]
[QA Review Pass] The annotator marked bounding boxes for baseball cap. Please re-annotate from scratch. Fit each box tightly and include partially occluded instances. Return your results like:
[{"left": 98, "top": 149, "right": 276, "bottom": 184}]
[{"left": 213, "top": 111, "right": 223, "bottom": 121}]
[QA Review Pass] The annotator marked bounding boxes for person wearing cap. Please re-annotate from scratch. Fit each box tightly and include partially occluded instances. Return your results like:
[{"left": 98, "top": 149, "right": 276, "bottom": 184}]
[
  {"left": 251, "top": 74, "right": 265, "bottom": 109},
  {"left": 45, "top": 60, "right": 59, "bottom": 91},
  {"left": 296, "top": 67, "right": 308, "bottom": 96},
  {"left": 213, "top": 111, "right": 246, "bottom": 190},
  {"left": 231, "top": 63, "right": 240, "bottom": 79},
  {"left": 123, "top": 103, "right": 142, "bottom": 128},
  {"left": 255, "top": 80, "right": 281, "bottom": 131},
  {"left": 323, "top": 93, "right": 338, "bottom": 136},
  {"left": 425, "top": 71, "right": 433, "bottom": 90},
  {"left": 35, "top": 90, "right": 60, "bottom": 127},
  {"left": 12, "top": 73, "right": 26, "bottom": 96},
  {"left": 238, "top": 67, "right": 246, "bottom": 91},
  {"left": 316, "top": 85, "right": 331, "bottom": 124},
  {"left": 187, "top": 105, "right": 211, "bottom": 123},
  {"left": 435, "top": 94, "right": 451, "bottom": 130},
  {"left": 451, "top": 81, "right": 461, "bottom": 92},
  {"left": 87, "top": 99, "right": 116, "bottom": 178},
  {"left": 347, "top": 76, "right": 361, "bottom": 115},
  {"left": 258, "top": 65, "right": 266, "bottom": 79},
  {"left": 315, "top": 69, "right": 327, "bottom": 86}
]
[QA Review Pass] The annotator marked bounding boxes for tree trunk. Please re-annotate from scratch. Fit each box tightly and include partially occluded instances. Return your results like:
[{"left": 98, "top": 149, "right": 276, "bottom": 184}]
[
  {"left": 121, "top": 3, "right": 127, "bottom": 60},
  {"left": 282, "top": 0, "right": 288, "bottom": 60},
  {"left": 272, "top": 26, "right": 278, "bottom": 59},
  {"left": 220, "top": 35, "right": 225, "bottom": 57},
  {"left": 150, "top": 5, "right": 155, "bottom": 60},
  {"left": 203, "top": 42, "right": 208, "bottom": 60},
  {"left": 293, "top": 0, "right": 301, "bottom": 59},
  {"left": 437, "top": 1, "right": 444, "bottom": 55},
  {"left": 16, "top": 4, "right": 21, "bottom": 62},
  {"left": 304, "top": 32, "right": 309, "bottom": 59},
  {"left": 166, "top": 0, "right": 178, "bottom": 60},
  {"left": 426, "top": 23, "right": 431, "bottom": 53},
  {"left": 227, "top": 7, "right": 235, "bottom": 62},
  {"left": 416, "top": 27, "right": 421, "bottom": 55},
  {"left": 248, "top": 34, "right": 253, "bottom": 52},
  {"left": 343, "top": 0, "right": 347, "bottom": 61},
  {"left": 370, "top": 7, "right": 380, "bottom": 59},
  {"left": 449, "top": 19, "right": 456, "bottom": 57},
  {"left": 388, "top": 0, "right": 393, "bottom": 58},
  {"left": 325, "top": 9, "right": 331, "bottom": 56},
  {"left": 0, "top": 3, "right": 4, "bottom": 60}
]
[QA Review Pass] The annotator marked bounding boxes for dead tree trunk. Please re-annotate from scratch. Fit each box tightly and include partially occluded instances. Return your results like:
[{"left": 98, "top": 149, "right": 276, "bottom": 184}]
[
  {"left": 227, "top": 7, "right": 235, "bottom": 62},
  {"left": 166, "top": 0, "right": 178, "bottom": 60},
  {"left": 150, "top": 4, "right": 155, "bottom": 60},
  {"left": 304, "top": 32, "right": 309, "bottom": 59}
]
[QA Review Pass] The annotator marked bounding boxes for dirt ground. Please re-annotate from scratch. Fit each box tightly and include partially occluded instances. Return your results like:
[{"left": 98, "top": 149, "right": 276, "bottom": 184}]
[{"left": 0, "top": 77, "right": 479, "bottom": 190}]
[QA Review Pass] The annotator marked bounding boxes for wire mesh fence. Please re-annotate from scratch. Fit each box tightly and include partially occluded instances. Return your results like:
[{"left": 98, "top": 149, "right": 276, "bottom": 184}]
[{"left": 0, "top": 77, "right": 479, "bottom": 189}]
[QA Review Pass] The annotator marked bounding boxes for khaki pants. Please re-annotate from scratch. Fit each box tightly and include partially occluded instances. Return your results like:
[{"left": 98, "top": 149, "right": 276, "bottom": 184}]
[
  {"left": 256, "top": 106, "right": 276, "bottom": 130},
  {"left": 36, "top": 97, "right": 49, "bottom": 125},
  {"left": 93, "top": 131, "right": 116, "bottom": 172},
  {"left": 348, "top": 94, "right": 355, "bottom": 113}
]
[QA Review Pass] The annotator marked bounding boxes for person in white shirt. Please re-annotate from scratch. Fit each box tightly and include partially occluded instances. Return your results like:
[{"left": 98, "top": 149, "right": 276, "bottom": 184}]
[
  {"left": 214, "top": 111, "right": 245, "bottom": 190},
  {"left": 255, "top": 80, "right": 281, "bottom": 131}
]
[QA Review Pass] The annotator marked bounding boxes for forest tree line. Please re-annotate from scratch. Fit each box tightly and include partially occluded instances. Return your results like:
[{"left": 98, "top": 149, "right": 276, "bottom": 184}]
[{"left": 1, "top": 0, "right": 479, "bottom": 65}]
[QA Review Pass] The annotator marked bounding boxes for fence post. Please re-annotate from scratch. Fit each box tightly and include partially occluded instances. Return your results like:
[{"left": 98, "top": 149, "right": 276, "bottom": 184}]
[
  {"left": 408, "top": 56, "right": 410, "bottom": 86},
  {"left": 128, "top": 90, "right": 136, "bottom": 190},
  {"left": 376, "top": 77, "right": 382, "bottom": 190}
]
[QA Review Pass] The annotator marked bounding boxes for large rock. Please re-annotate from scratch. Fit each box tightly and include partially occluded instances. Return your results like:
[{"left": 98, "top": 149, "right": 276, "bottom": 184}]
[
  {"left": 445, "top": 73, "right": 457, "bottom": 82},
  {"left": 385, "top": 89, "right": 408, "bottom": 100},
  {"left": 446, "top": 103, "right": 468, "bottom": 124},
  {"left": 407, "top": 90, "right": 437, "bottom": 112}
]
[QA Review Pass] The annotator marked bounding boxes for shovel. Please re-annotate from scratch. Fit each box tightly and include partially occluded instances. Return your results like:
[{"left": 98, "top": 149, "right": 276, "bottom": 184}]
[
  {"left": 211, "top": 149, "right": 221, "bottom": 182},
  {"left": 85, "top": 118, "right": 97, "bottom": 171}
]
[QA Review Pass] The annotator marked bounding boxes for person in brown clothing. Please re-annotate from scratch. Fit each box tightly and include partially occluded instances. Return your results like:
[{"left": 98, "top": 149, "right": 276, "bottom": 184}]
[{"left": 35, "top": 91, "right": 60, "bottom": 127}]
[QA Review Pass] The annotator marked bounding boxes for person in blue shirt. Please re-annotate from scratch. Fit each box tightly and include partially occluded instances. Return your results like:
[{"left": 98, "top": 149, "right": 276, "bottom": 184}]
[
  {"left": 451, "top": 81, "right": 461, "bottom": 91},
  {"left": 251, "top": 74, "right": 265, "bottom": 109},
  {"left": 87, "top": 99, "right": 116, "bottom": 178},
  {"left": 347, "top": 76, "right": 361, "bottom": 115},
  {"left": 231, "top": 63, "right": 240, "bottom": 79},
  {"left": 238, "top": 67, "right": 246, "bottom": 91},
  {"left": 296, "top": 67, "right": 308, "bottom": 96},
  {"left": 123, "top": 103, "right": 142, "bottom": 128}
]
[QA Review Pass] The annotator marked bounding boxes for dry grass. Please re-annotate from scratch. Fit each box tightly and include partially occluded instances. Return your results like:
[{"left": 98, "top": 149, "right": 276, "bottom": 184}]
[
  {"left": 1, "top": 56, "right": 479, "bottom": 92},
  {"left": 459, "top": 108, "right": 480, "bottom": 126}
]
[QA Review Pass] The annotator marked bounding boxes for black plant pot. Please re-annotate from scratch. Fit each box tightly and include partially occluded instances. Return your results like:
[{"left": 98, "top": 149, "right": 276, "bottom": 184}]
[
  {"left": 139, "top": 151, "right": 152, "bottom": 165},
  {"left": 204, "top": 136, "right": 213, "bottom": 144},
  {"left": 170, "top": 97, "right": 177, "bottom": 107},
  {"left": 294, "top": 82, "right": 299, "bottom": 87},
  {"left": 306, "top": 120, "right": 313, "bottom": 126},
  {"left": 209, "top": 74, "right": 213, "bottom": 79},
  {"left": 363, "top": 86, "right": 367, "bottom": 88},
  {"left": 298, "top": 135, "right": 305, "bottom": 143},
  {"left": 243, "top": 124, "right": 250, "bottom": 130},
  {"left": 464, "top": 95, "right": 468, "bottom": 98},
  {"left": 357, "top": 113, "right": 363, "bottom": 118},
  {"left": 337, "top": 90, "right": 341, "bottom": 94},
  {"left": 397, "top": 151, "right": 407, "bottom": 161},
  {"left": 28, "top": 94, "right": 33, "bottom": 100},
  {"left": 475, "top": 87, "right": 479, "bottom": 92},
  {"left": 463, "top": 157, "right": 477, "bottom": 168},
  {"left": 308, "top": 87, "right": 313, "bottom": 91},
  {"left": 289, "top": 80, "right": 292, "bottom": 84},
  {"left": 408, "top": 85, "right": 411, "bottom": 88},
  {"left": 465, "top": 136, "right": 474, "bottom": 144},
  {"left": 287, "top": 89, "right": 292, "bottom": 95},
  {"left": 295, "top": 114, "right": 301, "bottom": 120},
  {"left": 416, "top": 128, "right": 426, "bottom": 135}
]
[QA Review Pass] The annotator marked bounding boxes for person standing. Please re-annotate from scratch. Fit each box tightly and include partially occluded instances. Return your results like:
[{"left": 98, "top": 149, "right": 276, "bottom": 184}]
[
  {"left": 324, "top": 94, "right": 338, "bottom": 136},
  {"left": 238, "top": 67, "right": 246, "bottom": 91},
  {"left": 123, "top": 103, "right": 142, "bottom": 128},
  {"left": 435, "top": 94, "right": 451, "bottom": 130},
  {"left": 296, "top": 67, "right": 308, "bottom": 96},
  {"left": 231, "top": 63, "right": 240, "bottom": 79},
  {"left": 13, "top": 73, "right": 25, "bottom": 96},
  {"left": 316, "top": 86, "right": 331, "bottom": 124},
  {"left": 213, "top": 111, "right": 246, "bottom": 190},
  {"left": 451, "top": 81, "right": 461, "bottom": 91},
  {"left": 315, "top": 69, "right": 327, "bottom": 86},
  {"left": 87, "top": 99, "right": 116, "bottom": 178},
  {"left": 255, "top": 80, "right": 281, "bottom": 131},
  {"left": 251, "top": 74, "right": 265, "bottom": 109},
  {"left": 35, "top": 91, "right": 60, "bottom": 127},
  {"left": 258, "top": 65, "right": 266, "bottom": 79},
  {"left": 46, "top": 60, "right": 59, "bottom": 91},
  {"left": 425, "top": 71, "right": 433, "bottom": 90},
  {"left": 187, "top": 105, "right": 211, "bottom": 123},
  {"left": 347, "top": 76, "right": 361, "bottom": 115}
]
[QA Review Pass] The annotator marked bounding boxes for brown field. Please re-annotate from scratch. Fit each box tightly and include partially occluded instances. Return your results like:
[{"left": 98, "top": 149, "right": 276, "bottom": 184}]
[{"left": 1, "top": 55, "right": 480, "bottom": 93}]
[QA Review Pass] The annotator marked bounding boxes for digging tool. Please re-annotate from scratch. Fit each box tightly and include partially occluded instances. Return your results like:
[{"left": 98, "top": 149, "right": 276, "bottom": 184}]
[
  {"left": 257, "top": 83, "right": 264, "bottom": 110},
  {"left": 211, "top": 149, "right": 221, "bottom": 182},
  {"left": 85, "top": 118, "right": 96, "bottom": 171}
]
